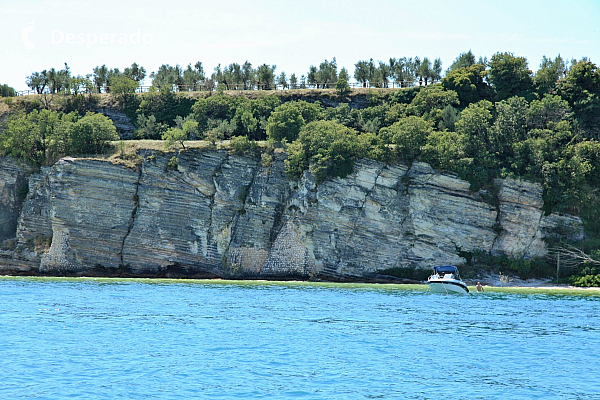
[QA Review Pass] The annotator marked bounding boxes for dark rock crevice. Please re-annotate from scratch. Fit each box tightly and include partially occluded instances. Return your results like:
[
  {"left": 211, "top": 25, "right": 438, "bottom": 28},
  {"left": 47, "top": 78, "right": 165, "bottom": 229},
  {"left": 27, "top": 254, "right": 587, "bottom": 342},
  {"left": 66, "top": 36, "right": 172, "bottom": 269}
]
[
  {"left": 119, "top": 165, "right": 142, "bottom": 267},
  {"left": 265, "top": 157, "right": 290, "bottom": 247},
  {"left": 223, "top": 160, "right": 259, "bottom": 257},
  {"left": 0, "top": 159, "right": 29, "bottom": 242},
  {"left": 206, "top": 155, "right": 228, "bottom": 257}
]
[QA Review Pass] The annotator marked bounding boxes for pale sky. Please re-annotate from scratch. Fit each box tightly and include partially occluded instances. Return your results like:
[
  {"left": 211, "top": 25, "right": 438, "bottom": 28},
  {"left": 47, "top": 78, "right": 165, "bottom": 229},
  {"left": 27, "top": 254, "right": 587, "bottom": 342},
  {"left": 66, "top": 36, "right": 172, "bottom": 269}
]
[{"left": 1, "top": 0, "right": 599, "bottom": 91}]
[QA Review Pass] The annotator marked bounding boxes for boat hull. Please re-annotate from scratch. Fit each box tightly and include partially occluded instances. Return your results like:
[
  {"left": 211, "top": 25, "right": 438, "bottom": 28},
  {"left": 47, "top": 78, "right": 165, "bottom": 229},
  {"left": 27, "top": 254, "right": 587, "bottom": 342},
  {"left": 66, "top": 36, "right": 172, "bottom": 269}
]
[{"left": 428, "top": 281, "right": 469, "bottom": 294}]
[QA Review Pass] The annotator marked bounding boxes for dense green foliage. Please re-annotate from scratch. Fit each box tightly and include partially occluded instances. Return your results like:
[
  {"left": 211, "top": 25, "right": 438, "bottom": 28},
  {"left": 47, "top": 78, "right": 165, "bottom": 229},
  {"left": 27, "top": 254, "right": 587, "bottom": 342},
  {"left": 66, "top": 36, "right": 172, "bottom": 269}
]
[
  {"left": 1, "top": 84, "right": 16, "bottom": 97},
  {"left": 488, "top": 52, "right": 535, "bottom": 101},
  {"left": 25, "top": 62, "right": 146, "bottom": 95},
  {"left": 554, "top": 61, "right": 600, "bottom": 139},
  {"left": 162, "top": 116, "right": 199, "bottom": 149},
  {"left": 0, "top": 110, "right": 117, "bottom": 166},
  {"left": 266, "top": 104, "right": 305, "bottom": 142},
  {"left": 22, "top": 55, "right": 444, "bottom": 96},
  {"left": 286, "top": 120, "right": 368, "bottom": 182},
  {"left": 135, "top": 88, "right": 195, "bottom": 128},
  {"left": 441, "top": 64, "right": 491, "bottom": 107}
]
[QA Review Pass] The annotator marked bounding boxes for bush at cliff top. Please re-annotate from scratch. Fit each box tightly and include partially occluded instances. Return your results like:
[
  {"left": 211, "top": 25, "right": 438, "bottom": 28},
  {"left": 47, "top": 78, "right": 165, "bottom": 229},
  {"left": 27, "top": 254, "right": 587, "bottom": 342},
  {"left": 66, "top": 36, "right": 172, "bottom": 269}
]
[
  {"left": 379, "top": 115, "right": 433, "bottom": 162},
  {"left": 285, "top": 120, "right": 363, "bottom": 182},
  {"left": 266, "top": 103, "right": 306, "bottom": 142},
  {"left": 229, "top": 135, "right": 257, "bottom": 155},
  {"left": 136, "top": 87, "right": 195, "bottom": 127},
  {"left": 0, "top": 109, "right": 118, "bottom": 165},
  {"left": 70, "top": 112, "right": 119, "bottom": 154},
  {"left": 267, "top": 100, "right": 326, "bottom": 142}
]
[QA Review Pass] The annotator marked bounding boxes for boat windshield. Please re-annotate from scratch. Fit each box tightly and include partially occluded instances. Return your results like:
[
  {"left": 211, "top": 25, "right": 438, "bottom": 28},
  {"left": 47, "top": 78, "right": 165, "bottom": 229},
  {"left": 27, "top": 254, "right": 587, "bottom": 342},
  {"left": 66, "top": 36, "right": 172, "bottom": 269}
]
[{"left": 433, "top": 265, "right": 459, "bottom": 274}]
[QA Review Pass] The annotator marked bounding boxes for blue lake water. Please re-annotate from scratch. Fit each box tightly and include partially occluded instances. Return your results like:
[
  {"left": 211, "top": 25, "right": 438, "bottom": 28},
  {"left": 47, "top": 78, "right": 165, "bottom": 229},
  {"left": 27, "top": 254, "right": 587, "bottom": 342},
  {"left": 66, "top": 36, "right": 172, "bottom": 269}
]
[{"left": 1, "top": 278, "right": 599, "bottom": 400}]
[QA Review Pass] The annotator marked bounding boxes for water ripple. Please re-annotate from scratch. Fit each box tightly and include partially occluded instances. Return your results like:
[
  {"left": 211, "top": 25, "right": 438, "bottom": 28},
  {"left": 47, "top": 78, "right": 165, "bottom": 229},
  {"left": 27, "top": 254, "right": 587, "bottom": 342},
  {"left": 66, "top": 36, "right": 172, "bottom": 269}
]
[{"left": 1, "top": 278, "right": 599, "bottom": 399}]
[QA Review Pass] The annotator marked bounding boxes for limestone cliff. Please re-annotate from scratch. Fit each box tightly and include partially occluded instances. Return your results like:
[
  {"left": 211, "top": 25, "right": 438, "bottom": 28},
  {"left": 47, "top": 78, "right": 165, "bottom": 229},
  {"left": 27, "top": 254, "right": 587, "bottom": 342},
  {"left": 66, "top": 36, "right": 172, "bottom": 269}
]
[{"left": 0, "top": 151, "right": 583, "bottom": 280}]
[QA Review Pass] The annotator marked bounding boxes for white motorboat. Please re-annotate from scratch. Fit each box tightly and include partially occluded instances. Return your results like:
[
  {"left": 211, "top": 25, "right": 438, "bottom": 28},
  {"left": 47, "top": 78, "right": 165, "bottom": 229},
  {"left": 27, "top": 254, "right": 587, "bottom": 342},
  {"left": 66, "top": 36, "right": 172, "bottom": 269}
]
[{"left": 428, "top": 265, "right": 469, "bottom": 294}]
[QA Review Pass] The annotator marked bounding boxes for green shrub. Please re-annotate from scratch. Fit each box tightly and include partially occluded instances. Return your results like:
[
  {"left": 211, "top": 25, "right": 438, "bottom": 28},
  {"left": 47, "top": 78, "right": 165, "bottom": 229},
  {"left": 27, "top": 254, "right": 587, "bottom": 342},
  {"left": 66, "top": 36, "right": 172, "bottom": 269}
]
[
  {"left": 70, "top": 112, "right": 119, "bottom": 154},
  {"left": 570, "top": 274, "right": 600, "bottom": 287},
  {"left": 379, "top": 116, "right": 433, "bottom": 161},
  {"left": 192, "top": 94, "right": 244, "bottom": 130},
  {"left": 135, "top": 114, "right": 167, "bottom": 139},
  {"left": 119, "top": 93, "right": 142, "bottom": 121},
  {"left": 266, "top": 103, "right": 306, "bottom": 142},
  {"left": 165, "top": 156, "right": 178, "bottom": 171},
  {"left": 260, "top": 152, "right": 274, "bottom": 167},
  {"left": 229, "top": 135, "right": 256, "bottom": 155},
  {"left": 286, "top": 120, "right": 362, "bottom": 183},
  {"left": 137, "top": 88, "right": 195, "bottom": 127},
  {"left": 284, "top": 140, "right": 307, "bottom": 179},
  {"left": 385, "top": 86, "right": 421, "bottom": 106},
  {"left": 468, "top": 250, "right": 554, "bottom": 280},
  {"left": 18, "top": 183, "right": 29, "bottom": 200},
  {"left": 55, "top": 93, "right": 99, "bottom": 114},
  {"left": 335, "top": 78, "right": 351, "bottom": 100}
]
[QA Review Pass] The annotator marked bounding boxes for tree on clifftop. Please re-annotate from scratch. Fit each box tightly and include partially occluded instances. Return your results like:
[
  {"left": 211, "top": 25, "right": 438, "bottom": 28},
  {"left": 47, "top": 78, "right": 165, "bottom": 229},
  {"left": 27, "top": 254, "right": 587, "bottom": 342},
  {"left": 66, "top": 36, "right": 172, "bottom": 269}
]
[
  {"left": 442, "top": 64, "right": 491, "bottom": 107},
  {"left": 182, "top": 62, "right": 205, "bottom": 91},
  {"left": 0, "top": 84, "right": 16, "bottom": 97},
  {"left": 124, "top": 62, "right": 147, "bottom": 83},
  {"left": 256, "top": 64, "right": 276, "bottom": 90},
  {"left": 447, "top": 50, "right": 476, "bottom": 73},
  {"left": 354, "top": 60, "right": 371, "bottom": 88},
  {"left": 488, "top": 52, "right": 535, "bottom": 101},
  {"left": 92, "top": 65, "right": 108, "bottom": 93},
  {"left": 555, "top": 60, "right": 600, "bottom": 139},
  {"left": 534, "top": 55, "right": 567, "bottom": 96},
  {"left": 151, "top": 64, "right": 183, "bottom": 90},
  {"left": 26, "top": 71, "right": 48, "bottom": 94}
]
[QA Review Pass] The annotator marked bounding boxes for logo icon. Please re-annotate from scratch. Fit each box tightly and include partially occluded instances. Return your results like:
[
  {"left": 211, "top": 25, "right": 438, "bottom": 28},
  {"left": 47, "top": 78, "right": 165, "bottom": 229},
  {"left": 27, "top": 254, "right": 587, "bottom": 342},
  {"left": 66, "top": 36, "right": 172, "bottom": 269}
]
[{"left": 21, "top": 20, "right": 36, "bottom": 50}]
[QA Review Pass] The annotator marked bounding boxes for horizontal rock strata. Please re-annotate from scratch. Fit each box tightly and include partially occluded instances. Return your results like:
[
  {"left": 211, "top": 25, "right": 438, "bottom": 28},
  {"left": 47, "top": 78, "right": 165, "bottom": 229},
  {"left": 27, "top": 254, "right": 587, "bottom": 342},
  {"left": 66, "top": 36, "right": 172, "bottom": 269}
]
[{"left": 0, "top": 152, "right": 584, "bottom": 280}]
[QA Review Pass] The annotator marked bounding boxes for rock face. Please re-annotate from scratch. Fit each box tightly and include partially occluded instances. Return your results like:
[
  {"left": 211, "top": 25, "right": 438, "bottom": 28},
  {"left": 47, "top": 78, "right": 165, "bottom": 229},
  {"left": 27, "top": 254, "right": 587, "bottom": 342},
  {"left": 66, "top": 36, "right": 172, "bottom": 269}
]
[
  {"left": 96, "top": 107, "right": 136, "bottom": 138},
  {"left": 0, "top": 158, "right": 28, "bottom": 242},
  {"left": 0, "top": 152, "right": 584, "bottom": 280}
]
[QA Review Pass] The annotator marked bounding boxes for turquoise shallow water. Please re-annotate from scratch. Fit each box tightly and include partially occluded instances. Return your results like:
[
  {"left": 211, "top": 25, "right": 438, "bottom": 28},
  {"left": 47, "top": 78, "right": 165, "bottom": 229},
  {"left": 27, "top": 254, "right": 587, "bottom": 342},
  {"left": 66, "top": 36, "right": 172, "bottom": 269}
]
[{"left": 1, "top": 278, "right": 599, "bottom": 399}]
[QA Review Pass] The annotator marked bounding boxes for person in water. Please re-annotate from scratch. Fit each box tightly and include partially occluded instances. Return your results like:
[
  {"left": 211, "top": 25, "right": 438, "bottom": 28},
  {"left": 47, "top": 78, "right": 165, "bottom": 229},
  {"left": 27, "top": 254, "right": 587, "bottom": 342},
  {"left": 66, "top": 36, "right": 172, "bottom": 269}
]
[{"left": 476, "top": 282, "right": 484, "bottom": 292}]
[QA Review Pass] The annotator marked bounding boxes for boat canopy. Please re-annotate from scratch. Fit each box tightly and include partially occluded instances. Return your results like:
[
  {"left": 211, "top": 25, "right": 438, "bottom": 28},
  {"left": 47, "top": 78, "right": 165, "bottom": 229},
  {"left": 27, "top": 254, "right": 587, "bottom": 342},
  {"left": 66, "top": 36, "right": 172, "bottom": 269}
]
[{"left": 433, "top": 265, "right": 459, "bottom": 274}]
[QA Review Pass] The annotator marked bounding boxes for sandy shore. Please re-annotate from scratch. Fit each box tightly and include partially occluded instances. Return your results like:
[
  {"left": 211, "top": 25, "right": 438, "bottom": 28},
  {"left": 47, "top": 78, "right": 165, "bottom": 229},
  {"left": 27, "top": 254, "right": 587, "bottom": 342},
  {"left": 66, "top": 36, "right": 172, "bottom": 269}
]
[
  {"left": 465, "top": 272, "right": 600, "bottom": 292},
  {"left": 463, "top": 271, "right": 595, "bottom": 290}
]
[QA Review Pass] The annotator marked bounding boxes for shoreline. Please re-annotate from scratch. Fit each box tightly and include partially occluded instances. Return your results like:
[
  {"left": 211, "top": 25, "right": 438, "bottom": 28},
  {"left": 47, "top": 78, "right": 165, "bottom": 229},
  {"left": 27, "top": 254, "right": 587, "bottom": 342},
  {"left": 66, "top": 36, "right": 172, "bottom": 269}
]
[
  {"left": 2, "top": 275, "right": 599, "bottom": 294},
  {"left": 474, "top": 284, "right": 600, "bottom": 293}
]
